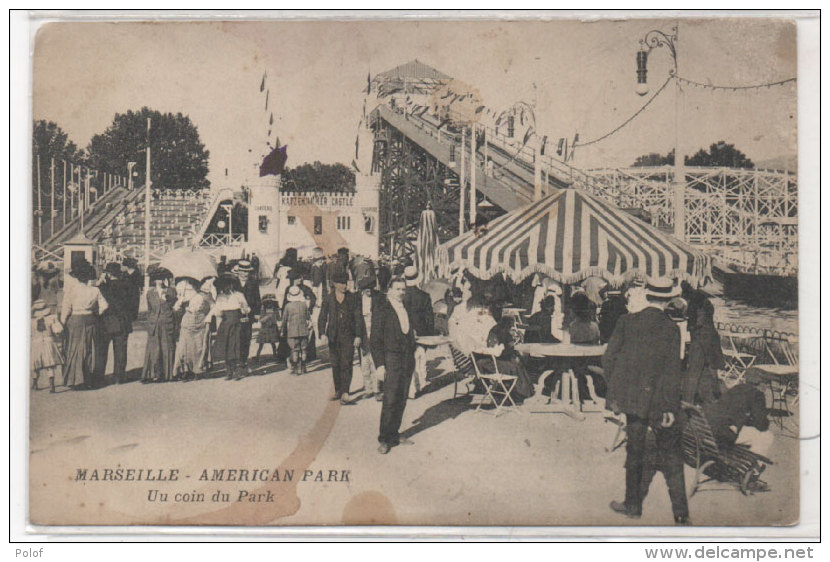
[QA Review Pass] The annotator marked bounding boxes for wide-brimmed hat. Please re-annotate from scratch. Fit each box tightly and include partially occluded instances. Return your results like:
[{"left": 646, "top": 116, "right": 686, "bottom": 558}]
[
  {"left": 233, "top": 259, "right": 254, "bottom": 273},
  {"left": 149, "top": 266, "right": 173, "bottom": 282},
  {"left": 287, "top": 286, "right": 304, "bottom": 301},
  {"left": 404, "top": 265, "right": 419, "bottom": 285},
  {"left": 644, "top": 277, "right": 681, "bottom": 300},
  {"left": 104, "top": 262, "right": 122, "bottom": 276},
  {"left": 330, "top": 269, "right": 349, "bottom": 285},
  {"left": 32, "top": 299, "right": 51, "bottom": 318}
]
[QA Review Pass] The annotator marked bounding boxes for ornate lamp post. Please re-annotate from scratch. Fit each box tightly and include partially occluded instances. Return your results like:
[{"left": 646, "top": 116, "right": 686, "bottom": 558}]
[{"left": 637, "top": 24, "right": 685, "bottom": 239}]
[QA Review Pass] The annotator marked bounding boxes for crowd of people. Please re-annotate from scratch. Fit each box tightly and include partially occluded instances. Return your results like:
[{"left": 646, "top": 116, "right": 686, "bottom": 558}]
[{"left": 31, "top": 246, "right": 775, "bottom": 495}]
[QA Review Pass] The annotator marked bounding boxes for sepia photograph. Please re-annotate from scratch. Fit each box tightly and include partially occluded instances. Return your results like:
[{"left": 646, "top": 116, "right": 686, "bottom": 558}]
[{"left": 23, "top": 13, "right": 812, "bottom": 532}]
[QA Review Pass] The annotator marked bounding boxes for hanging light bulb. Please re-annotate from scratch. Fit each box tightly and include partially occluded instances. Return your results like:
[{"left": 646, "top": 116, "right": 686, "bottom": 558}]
[{"left": 636, "top": 48, "right": 649, "bottom": 96}]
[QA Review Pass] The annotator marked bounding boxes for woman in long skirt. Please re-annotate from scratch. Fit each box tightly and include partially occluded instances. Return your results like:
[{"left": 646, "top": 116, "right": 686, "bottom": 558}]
[
  {"left": 141, "top": 269, "right": 177, "bottom": 383},
  {"left": 207, "top": 275, "right": 250, "bottom": 380},
  {"left": 173, "top": 277, "right": 211, "bottom": 381},
  {"left": 60, "top": 263, "right": 108, "bottom": 389}
]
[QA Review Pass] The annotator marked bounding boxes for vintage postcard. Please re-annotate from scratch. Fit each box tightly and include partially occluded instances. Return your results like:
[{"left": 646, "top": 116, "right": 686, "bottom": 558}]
[{"left": 28, "top": 15, "right": 803, "bottom": 529}]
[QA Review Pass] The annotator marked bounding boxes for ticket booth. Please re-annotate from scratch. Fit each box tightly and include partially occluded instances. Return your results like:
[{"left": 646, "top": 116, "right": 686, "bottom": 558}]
[{"left": 63, "top": 234, "right": 97, "bottom": 272}]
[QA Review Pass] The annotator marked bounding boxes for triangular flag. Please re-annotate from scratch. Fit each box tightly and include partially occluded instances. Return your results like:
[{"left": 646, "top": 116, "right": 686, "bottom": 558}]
[
  {"left": 265, "top": 90, "right": 269, "bottom": 110},
  {"left": 366, "top": 72, "right": 371, "bottom": 94},
  {"left": 269, "top": 113, "right": 274, "bottom": 125},
  {"left": 260, "top": 72, "right": 266, "bottom": 92},
  {"left": 260, "top": 145, "right": 287, "bottom": 177},
  {"left": 351, "top": 159, "right": 361, "bottom": 173}
]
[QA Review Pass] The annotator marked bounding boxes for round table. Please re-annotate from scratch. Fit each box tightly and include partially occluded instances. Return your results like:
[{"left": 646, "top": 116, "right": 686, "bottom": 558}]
[{"left": 515, "top": 343, "right": 607, "bottom": 419}]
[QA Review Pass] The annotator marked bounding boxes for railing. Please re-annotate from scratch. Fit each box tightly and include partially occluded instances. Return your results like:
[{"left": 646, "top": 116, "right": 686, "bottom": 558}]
[
  {"left": 377, "top": 99, "right": 799, "bottom": 275},
  {"left": 199, "top": 233, "right": 246, "bottom": 248}
]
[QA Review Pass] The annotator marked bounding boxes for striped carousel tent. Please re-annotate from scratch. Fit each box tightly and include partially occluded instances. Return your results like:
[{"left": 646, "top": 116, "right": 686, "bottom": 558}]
[{"left": 438, "top": 188, "right": 711, "bottom": 286}]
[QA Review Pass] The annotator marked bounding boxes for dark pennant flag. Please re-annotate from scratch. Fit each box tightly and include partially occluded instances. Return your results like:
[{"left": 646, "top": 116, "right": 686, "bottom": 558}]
[{"left": 259, "top": 145, "right": 288, "bottom": 177}]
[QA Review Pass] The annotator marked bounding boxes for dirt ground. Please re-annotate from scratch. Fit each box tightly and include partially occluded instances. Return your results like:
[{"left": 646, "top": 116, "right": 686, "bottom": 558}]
[{"left": 29, "top": 328, "right": 799, "bottom": 528}]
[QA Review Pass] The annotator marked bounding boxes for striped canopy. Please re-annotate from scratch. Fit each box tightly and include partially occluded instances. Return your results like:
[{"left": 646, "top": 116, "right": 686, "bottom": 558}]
[
  {"left": 416, "top": 208, "right": 438, "bottom": 284},
  {"left": 438, "top": 188, "right": 711, "bottom": 286}
]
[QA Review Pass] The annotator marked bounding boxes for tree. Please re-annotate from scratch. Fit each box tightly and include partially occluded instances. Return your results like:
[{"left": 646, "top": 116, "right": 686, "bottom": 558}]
[
  {"left": 631, "top": 151, "right": 673, "bottom": 167},
  {"left": 33, "top": 120, "right": 84, "bottom": 162},
  {"left": 86, "top": 107, "right": 210, "bottom": 190},
  {"left": 632, "top": 141, "right": 754, "bottom": 169},
  {"left": 281, "top": 161, "right": 356, "bottom": 193},
  {"left": 686, "top": 141, "right": 754, "bottom": 169},
  {"left": 32, "top": 120, "right": 84, "bottom": 221}
]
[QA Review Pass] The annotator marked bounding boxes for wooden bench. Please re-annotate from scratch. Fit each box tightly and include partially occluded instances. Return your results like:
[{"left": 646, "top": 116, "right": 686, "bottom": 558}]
[{"left": 681, "top": 401, "right": 772, "bottom": 496}]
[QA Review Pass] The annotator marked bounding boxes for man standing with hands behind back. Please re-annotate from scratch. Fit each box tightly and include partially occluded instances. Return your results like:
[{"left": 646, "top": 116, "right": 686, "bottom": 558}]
[
  {"left": 602, "top": 277, "right": 690, "bottom": 525},
  {"left": 371, "top": 276, "right": 418, "bottom": 454},
  {"left": 318, "top": 270, "right": 365, "bottom": 405}
]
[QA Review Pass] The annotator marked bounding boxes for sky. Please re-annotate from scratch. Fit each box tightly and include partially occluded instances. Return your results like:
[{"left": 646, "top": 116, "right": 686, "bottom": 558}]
[{"left": 32, "top": 17, "right": 798, "bottom": 189}]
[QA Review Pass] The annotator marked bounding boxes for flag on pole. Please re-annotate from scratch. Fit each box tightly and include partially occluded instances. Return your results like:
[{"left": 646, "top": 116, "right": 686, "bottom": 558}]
[{"left": 259, "top": 145, "right": 288, "bottom": 177}]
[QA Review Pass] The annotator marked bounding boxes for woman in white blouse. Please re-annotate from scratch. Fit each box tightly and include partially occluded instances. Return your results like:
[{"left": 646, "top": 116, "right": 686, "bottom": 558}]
[
  {"left": 205, "top": 275, "right": 250, "bottom": 380},
  {"left": 60, "top": 263, "right": 108, "bottom": 389}
]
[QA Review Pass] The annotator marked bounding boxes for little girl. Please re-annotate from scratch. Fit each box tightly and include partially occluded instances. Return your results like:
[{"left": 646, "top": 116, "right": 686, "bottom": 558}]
[
  {"left": 31, "top": 299, "right": 63, "bottom": 393},
  {"left": 255, "top": 296, "right": 280, "bottom": 363}
]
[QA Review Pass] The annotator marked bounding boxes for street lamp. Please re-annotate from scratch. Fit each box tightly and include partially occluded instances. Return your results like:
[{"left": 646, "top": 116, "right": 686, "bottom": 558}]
[
  {"left": 636, "top": 24, "right": 685, "bottom": 239},
  {"left": 127, "top": 162, "right": 137, "bottom": 190}
]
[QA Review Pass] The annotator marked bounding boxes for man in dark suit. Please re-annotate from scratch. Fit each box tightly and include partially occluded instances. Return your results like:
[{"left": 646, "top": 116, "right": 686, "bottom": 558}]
[
  {"left": 402, "top": 266, "right": 434, "bottom": 397},
  {"left": 235, "top": 260, "right": 261, "bottom": 373},
  {"left": 95, "top": 263, "right": 131, "bottom": 386},
  {"left": 120, "top": 257, "right": 142, "bottom": 327},
  {"left": 371, "top": 276, "right": 418, "bottom": 454},
  {"left": 318, "top": 270, "right": 365, "bottom": 404},
  {"left": 602, "top": 278, "right": 689, "bottom": 525}
]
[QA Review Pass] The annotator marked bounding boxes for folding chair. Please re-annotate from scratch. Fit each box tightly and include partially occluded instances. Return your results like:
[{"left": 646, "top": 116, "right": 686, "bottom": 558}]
[
  {"left": 470, "top": 352, "right": 518, "bottom": 416},
  {"left": 751, "top": 337, "right": 799, "bottom": 430},
  {"left": 721, "top": 332, "right": 757, "bottom": 384},
  {"left": 680, "top": 402, "right": 773, "bottom": 497},
  {"left": 448, "top": 344, "right": 475, "bottom": 399}
]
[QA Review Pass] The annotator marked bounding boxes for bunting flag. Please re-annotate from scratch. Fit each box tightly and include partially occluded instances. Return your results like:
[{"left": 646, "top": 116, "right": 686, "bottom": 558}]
[
  {"left": 438, "top": 188, "right": 711, "bottom": 286},
  {"left": 355, "top": 135, "right": 360, "bottom": 160},
  {"left": 475, "top": 105, "right": 486, "bottom": 114},
  {"left": 265, "top": 90, "right": 269, "bottom": 111},
  {"left": 351, "top": 159, "right": 361, "bottom": 173},
  {"left": 260, "top": 72, "right": 266, "bottom": 92},
  {"left": 557, "top": 138, "right": 565, "bottom": 156},
  {"left": 540, "top": 135, "right": 548, "bottom": 156},
  {"left": 366, "top": 72, "right": 371, "bottom": 94},
  {"left": 259, "top": 145, "right": 288, "bottom": 177},
  {"left": 269, "top": 113, "right": 274, "bottom": 125}
]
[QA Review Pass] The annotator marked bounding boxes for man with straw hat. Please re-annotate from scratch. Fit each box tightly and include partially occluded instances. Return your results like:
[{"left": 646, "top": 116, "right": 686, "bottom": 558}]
[{"left": 603, "top": 277, "right": 690, "bottom": 525}]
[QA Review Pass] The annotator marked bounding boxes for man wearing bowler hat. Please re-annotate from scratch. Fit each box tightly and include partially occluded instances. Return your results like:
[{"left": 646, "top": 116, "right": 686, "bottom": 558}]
[
  {"left": 318, "top": 269, "right": 365, "bottom": 404},
  {"left": 95, "top": 263, "right": 131, "bottom": 386},
  {"left": 603, "top": 277, "right": 689, "bottom": 525}
]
